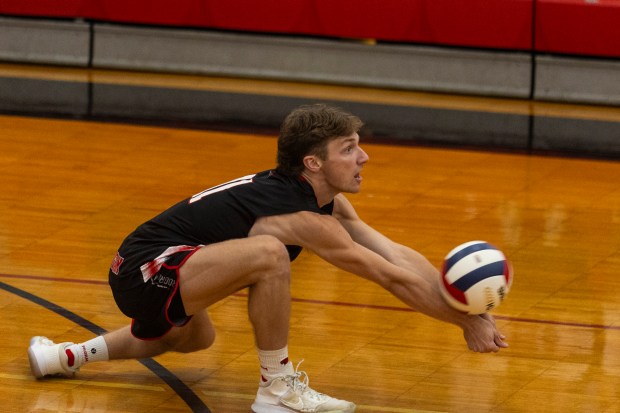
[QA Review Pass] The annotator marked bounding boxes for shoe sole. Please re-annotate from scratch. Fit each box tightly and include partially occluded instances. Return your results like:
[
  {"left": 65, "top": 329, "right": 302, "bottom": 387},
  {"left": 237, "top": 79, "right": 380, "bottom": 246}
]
[
  {"left": 251, "top": 402, "right": 355, "bottom": 413},
  {"left": 251, "top": 402, "right": 298, "bottom": 413}
]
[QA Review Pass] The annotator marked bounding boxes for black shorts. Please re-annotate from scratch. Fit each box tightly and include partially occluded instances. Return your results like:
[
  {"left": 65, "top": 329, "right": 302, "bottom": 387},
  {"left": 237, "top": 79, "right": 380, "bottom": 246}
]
[{"left": 108, "top": 245, "right": 202, "bottom": 340}]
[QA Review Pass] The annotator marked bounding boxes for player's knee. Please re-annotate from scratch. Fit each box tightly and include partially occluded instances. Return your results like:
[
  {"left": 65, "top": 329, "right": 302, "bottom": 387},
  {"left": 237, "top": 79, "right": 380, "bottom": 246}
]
[{"left": 254, "top": 235, "right": 290, "bottom": 274}]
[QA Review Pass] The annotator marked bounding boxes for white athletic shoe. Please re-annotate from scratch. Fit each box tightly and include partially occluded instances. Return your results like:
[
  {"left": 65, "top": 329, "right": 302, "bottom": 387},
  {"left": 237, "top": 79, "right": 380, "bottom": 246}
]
[
  {"left": 251, "top": 361, "right": 356, "bottom": 413},
  {"left": 28, "top": 336, "right": 79, "bottom": 378}
]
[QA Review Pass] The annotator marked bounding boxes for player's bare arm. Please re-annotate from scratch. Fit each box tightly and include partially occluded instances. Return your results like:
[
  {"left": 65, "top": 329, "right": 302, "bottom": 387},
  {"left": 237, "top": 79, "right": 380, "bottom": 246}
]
[
  {"left": 250, "top": 210, "right": 503, "bottom": 352},
  {"left": 332, "top": 195, "right": 436, "bottom": 273},
  {"left": 334, "top": 194, "right": 508, "bottom": 352}
]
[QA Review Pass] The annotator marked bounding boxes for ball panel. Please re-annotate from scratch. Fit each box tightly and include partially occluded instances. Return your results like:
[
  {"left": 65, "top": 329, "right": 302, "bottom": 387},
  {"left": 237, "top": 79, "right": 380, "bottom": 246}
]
[
  {"left": 439, "top": 284, "right": 470, "bottom": 313},
  {"left": 444, "top": 240, "right": 496, "bottom": 272},
  {"left": 440, "top": 271, "right": 467, "bottom": 304},
  {"left": 450, "top": 260, "right": 507, "bottom": 292},
  {"left": 463, "top": 275, "right": 507, "bottom": 314},
  {"left": 504, "top": 260, "right": 514, "bottom": 290}
]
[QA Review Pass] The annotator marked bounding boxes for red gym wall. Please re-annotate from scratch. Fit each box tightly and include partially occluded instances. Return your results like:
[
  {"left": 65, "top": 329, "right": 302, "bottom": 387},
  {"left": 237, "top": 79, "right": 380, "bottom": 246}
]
[{"left": 1, "top": 0, "right": 619, "bottom": 58}]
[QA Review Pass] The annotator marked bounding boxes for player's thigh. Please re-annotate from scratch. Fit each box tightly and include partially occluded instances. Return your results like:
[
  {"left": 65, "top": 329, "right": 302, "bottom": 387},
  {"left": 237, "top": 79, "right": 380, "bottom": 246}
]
[{"left": 179, "top": 235, "right": 289, "bottom": 312}]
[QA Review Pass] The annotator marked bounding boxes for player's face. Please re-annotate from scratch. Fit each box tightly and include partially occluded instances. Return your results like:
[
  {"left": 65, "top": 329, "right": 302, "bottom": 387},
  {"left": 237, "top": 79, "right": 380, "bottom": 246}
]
[{"left": 322, "top": 133, "right": 369, "bottom": 193}]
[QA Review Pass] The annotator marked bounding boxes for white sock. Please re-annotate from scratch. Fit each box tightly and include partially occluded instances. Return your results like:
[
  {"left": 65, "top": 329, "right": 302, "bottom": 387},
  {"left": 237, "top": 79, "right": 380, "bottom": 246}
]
[
  {"left": 258, "top": 346, "right": 293, "bottom": 382},
  {"left": 66, "top": 336, "right": 109, "bottom": 369}
]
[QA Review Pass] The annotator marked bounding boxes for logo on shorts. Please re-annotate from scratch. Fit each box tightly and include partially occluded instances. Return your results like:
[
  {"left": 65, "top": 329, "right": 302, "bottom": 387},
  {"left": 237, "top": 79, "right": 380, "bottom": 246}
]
[
  {"left": 110, "top": 252, "right": 124, "bottom": 275},
  {"left": 151, "top": 273, "right": 175, "bottom": 289}
]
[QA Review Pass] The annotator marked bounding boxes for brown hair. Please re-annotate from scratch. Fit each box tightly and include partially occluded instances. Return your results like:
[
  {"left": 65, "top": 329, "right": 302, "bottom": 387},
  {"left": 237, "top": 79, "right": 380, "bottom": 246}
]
[{"left": 276, "top": 104, "right": 363, "bottom": 176}]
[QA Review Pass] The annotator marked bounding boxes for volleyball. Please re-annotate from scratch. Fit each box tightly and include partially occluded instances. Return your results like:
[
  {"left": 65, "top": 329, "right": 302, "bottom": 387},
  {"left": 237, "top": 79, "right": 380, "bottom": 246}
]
[{"left": 439, "top": 241, "right": 513, "bottom": 315}]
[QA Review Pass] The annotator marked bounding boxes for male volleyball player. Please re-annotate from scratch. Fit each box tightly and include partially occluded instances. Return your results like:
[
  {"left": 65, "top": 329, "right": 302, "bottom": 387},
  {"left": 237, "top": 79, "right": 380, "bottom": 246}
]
[{"left": 28, "top": 104, "right": 507, "bottom": 413}]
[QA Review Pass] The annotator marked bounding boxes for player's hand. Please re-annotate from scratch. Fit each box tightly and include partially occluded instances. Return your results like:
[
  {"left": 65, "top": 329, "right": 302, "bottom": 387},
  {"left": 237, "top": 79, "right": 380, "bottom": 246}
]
[
  {"left": 462, "top": 313, "right": 508, "bottom": 353},
  {"left": 479, "top": 312, "right": 508, "bottom": 349}
]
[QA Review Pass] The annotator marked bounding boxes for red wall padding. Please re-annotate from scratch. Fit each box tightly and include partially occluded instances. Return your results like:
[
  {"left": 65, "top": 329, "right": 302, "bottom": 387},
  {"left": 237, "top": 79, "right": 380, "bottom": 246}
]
[
  {"left": 420, "top": 0, "right": 532, "bottom": 50},
  {"left": 0, "top": 0, "right": 88, "bottom": 18},
  {"left": 0, "top": 0, "right": 531, "bottom": 50},
  {"left": 1, "top": 0, "right": 619, "bottom": 57},
  {"left": 535, "top": 0, "right": 620, "bottom": 58}
]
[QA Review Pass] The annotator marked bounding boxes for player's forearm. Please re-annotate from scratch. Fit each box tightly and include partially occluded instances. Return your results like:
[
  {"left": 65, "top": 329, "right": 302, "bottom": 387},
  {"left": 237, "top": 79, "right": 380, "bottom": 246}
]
[
  {"left": 384, "top": 265, "right": 472, "bottom": 330},
  {"left": 384, "top": 244, "right": 444, "bottom": 287}
]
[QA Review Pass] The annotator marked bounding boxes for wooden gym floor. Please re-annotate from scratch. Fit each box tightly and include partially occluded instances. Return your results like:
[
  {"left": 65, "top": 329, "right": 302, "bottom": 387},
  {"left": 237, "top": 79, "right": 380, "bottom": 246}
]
[{"left": 0, "top": 64, "right": 619, "bottom": 412}]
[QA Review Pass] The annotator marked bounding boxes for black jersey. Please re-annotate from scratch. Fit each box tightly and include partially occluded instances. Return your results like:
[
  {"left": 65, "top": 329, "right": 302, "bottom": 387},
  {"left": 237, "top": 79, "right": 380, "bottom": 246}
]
[{"left": 118, "top": 170, "right": 334, "bottom": 263}]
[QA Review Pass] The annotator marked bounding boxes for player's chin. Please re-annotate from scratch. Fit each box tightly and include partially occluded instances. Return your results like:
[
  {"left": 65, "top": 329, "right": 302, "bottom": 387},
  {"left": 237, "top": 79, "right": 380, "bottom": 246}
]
[{"left": 338, "top": 178, "right": 363, "bottom": 194}]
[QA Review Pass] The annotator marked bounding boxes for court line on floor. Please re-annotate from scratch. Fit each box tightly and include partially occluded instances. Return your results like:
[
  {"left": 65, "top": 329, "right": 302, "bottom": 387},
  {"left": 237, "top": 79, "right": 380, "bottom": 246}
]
[
  {"left": 0, "top": 279, "right": 211, "bottom": 413},
  {"left": 1, "top": 272, "right": 618, "bottom": 331}
]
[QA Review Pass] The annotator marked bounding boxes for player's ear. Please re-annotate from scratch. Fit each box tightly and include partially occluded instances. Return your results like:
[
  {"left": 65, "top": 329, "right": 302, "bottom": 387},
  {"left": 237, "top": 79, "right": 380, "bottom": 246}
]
[{"left": 303, "top": 155, "right": 322, "bottom": 172}]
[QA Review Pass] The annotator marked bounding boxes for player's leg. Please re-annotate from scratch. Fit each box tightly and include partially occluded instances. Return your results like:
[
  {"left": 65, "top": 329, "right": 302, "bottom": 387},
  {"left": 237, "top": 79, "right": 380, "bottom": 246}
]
[
  {"left": 124, "top": 234, "right": 355, "bottom": 413},
  {"left": 103, "top": 308, "right": 216, "bottom": 359},
  {"left": 28, "top": 235, "right": 290, "bottom": 375},
  {"left": 178, "top": 234, "right": 292, "bottom": 351},
  {"left": 102, "top": 233, "right": 291, "bottom": 359},
  {"left": 28, "top": 234, "right": 356, "bottom": 412},
  {"left": 28, "top": 310, "right": 216, "bottom": 378}
]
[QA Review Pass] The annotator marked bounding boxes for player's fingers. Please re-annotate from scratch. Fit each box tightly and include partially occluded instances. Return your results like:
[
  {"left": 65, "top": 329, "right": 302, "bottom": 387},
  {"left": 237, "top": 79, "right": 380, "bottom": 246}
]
[
  {"left": 482, "top": 313, "right": 507, "bottom": 341},
  {"left": 494, "top": 334, "right": 509, "bottom": 348},
  {"left": 478, "top": 343, "right": 499, "bottom": 353},
  {"left": 496, "top": 339, "right": 509, "bottom": 348}
]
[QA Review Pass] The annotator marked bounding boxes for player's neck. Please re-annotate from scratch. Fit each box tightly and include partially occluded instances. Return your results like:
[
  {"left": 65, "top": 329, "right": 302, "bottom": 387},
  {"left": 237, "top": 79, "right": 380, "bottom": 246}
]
[{"left": 300, "top": 171, "right": 337, "bottom": 208}]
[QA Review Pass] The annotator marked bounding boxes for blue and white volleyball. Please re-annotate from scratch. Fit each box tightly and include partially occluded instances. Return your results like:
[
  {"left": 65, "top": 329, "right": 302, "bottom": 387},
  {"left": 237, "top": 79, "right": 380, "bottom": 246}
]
[{"left": 440, "top": 241, "right": 513, "bottom": 315}]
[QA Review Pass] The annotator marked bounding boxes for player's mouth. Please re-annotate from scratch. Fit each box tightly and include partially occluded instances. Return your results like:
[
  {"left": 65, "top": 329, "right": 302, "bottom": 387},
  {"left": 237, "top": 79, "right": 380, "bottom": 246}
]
[{"left": 354, "top": 172, "right": 362, "bottom": 183}]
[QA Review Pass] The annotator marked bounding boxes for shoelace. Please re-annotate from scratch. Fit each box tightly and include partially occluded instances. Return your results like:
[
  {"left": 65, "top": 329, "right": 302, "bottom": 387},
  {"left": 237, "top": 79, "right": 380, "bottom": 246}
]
[{"left": 284, "top": 360, "right": 328, "bottom": 402}]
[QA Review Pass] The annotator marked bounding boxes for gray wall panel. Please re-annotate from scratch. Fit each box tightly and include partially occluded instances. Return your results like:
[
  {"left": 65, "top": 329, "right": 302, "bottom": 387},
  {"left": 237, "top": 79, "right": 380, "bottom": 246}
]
[
  {"left": 535, "top": 56, "right": 620, "bottom": 106},
  {"left": 92, "top": 24, "right": 531, "bottom": 98},
  {"left": 0, "top": 17, "right": 90, "bottom": 65}
]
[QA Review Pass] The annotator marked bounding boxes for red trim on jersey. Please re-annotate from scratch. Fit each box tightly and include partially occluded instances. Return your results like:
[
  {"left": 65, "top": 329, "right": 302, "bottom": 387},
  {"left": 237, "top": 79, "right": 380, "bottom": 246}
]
[{"left": 162, "top": 247, "right": 201, "bottom": 327}]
